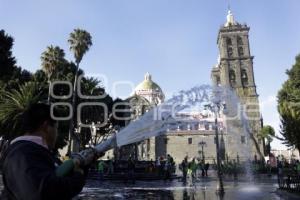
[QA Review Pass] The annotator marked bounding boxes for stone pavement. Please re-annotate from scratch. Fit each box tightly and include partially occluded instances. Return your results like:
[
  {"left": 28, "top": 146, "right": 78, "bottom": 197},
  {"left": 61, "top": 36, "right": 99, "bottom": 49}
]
[
  {"left": 77, "top": 175, "right": 300, "bottom": 200},
  {"left": 1, "top": 174, "right": 300, "bottom": 199}
]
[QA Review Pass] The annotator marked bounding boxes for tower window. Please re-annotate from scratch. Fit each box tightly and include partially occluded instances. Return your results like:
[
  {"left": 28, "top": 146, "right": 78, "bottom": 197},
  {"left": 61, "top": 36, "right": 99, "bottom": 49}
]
[
  {"left": 241, "top": 69, "right": 248, "bottom": 86},
  {"left": 241, "top": 136, "right": 246, "bottom": 144},
  {"left": 238, "top": 47, "right": 244, "bottom": 56},
  {"left": 204, "top": 123, "right": 209, "bottom": 130},
  {"left": 227, "top": 47, "right": 233, "bottom": 58},
  {"left": 164, "top": 138, "right": 168, "bottom": 144},
  {"left": 237, "top": 36, "right": 243, "bottom": 45},
  {"left": 215, "top": 76, "right": 221, "bottom": 85},
  {"left": 229, "top": 69, "right": 236, "bottom": 84},
  {"left": 147, "top": 139, "right": 150, "bottom": 151},
  {"left": 226, "top": 38, "right": 232, "bottom": 46},
  {"left": 188, "top": 138, "right": 192, "bottom": 144}
]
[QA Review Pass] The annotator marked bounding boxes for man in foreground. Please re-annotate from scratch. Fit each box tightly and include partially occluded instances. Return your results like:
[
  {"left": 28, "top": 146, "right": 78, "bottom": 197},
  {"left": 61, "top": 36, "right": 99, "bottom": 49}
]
[{"left": 1, "top": 103, "right": 86, "bottom": 200}]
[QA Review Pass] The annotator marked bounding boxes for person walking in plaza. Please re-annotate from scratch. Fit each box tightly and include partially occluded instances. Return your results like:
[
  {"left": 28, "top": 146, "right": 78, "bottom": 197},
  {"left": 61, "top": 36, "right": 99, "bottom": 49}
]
[
  {"left": 296, "top": 160, "right": 300, "bottom": 175},
  {"left": 167, "top": 154, "right": 175, "bottom": 175},
  {"left": 190, "top": 158, "right": 197, "bottom": 182},
  {"left": 97, "top": 160, "right": 106, "bottom": 181},
  {"left": 266, "top": 160, "right": 272, "bottom": 177},
  {"left": 233, "top": 159, "right": 238, "bottom": 180},
  {"left": 106, "top": 156, "right": 114, "bottom": 175},
  {"left": 148, "top": 159, "right": 155, "bottom": 173},
  {"left": 277, "top": 161, "right": 284, "bottom": 187},
  {"left": 127, "top": 157, "right": 135, "bottom": 184},
  {"left": 160, "top": 156, "right": 165, "bottom": 176},
  {"left": 167, "top": 154, "right": 174, "bottom": 165},
  {"left": 200, "top": 160, "right": 205, "bottom": 177},
  {"left": 155, "top": 157, "right": 161, "bottom": 175},
  {"left": 164, "top": 158, "right": 172, "bottom": 181},
  {"left": 204, "top": 162, "right": 210, "bottom": 177},
  {"left": 1, "top": 103, "right": 87, "bottom": 200},
  {"left": 180, "top": 157, "right": 188, "bottom": 182}
]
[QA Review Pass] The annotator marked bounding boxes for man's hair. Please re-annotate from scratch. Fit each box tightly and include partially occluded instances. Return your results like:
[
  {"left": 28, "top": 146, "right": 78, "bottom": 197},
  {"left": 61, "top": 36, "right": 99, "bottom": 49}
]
[{"left": 22, "top": 103, "right": 56, "bottom": 133}]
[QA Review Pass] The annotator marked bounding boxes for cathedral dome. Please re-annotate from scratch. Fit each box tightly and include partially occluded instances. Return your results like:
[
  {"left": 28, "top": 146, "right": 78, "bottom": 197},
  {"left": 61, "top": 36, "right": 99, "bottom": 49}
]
[
  {"left": 135, "top": 73, "right": 162, "bottom": 91},
  {"left": 134, "top": 72, "right": 165, "bottom": 104}
]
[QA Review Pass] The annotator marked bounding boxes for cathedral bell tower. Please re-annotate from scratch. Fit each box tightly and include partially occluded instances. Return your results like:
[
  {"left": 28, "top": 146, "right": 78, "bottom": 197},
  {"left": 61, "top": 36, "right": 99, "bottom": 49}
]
[
  {"left": 211, "top": 10, "right": 264, "bottom": 158},
  {"left": 212, "top": 10, "right": 257, "bottom": 98}
]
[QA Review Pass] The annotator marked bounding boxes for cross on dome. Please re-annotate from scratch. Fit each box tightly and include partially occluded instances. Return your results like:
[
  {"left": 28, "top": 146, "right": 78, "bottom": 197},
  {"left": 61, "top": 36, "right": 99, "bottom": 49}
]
[{"left": 145, "top": 72, "right": 152, "bottom": 81}]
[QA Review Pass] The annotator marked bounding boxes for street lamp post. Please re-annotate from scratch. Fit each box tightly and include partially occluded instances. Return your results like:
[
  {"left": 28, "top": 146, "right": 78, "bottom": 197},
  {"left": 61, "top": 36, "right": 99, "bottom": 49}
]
[
  {"left": 205, "top": 86, "right": 226, "bottom": 195},
  {"left": 214, "top": 108, "right": 224, "bottom": 194}
]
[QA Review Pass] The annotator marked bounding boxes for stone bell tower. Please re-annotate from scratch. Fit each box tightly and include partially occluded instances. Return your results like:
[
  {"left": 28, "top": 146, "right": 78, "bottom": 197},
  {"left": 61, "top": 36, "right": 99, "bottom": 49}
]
[{"left": 211, "top": 10, "right": 264, "bottom": 159}]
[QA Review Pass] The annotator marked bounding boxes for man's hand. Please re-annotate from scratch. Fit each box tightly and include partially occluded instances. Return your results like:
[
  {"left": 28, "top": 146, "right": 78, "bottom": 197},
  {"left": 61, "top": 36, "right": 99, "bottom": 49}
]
[{"left": 96, "top": 151, "right": 105, "bottom": 158}]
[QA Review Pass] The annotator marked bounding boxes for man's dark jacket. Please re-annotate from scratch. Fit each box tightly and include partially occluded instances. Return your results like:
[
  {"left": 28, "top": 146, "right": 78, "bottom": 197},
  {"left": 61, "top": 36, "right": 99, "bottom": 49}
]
[{"left": 1, "top": 140, "right": 85, "bottom": 200}]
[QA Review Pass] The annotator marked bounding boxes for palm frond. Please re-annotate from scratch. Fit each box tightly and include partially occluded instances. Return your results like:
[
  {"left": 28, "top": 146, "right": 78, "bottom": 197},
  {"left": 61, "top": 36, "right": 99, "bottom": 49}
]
[
  {"left": 0, "top": 82, "right": 43, "bottom": 138},
  {"left": 41, "top": 45, "right": 66, "bottom": 80},
  {"left": 68, "top": 29, "right": 92, "bottom": 64}
]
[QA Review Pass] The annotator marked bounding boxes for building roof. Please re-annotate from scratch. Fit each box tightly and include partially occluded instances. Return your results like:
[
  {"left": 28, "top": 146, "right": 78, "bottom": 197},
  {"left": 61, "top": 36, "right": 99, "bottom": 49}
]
[{"left": 135, "top": 72, "right": 163, "bottom": 93}]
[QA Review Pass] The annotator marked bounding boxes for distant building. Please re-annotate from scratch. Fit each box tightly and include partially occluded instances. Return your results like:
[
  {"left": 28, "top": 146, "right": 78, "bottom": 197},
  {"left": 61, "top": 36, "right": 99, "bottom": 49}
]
[
  {"left": 115, "top": 73, "right": 164, "bottom": 161},
  {"left": 271, "top": 149, "right": 300, "bottom": 163}
]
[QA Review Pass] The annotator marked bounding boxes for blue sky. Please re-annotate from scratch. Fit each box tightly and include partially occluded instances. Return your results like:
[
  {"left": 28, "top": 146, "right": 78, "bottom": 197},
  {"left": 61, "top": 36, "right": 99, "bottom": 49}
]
[{"left": 1, "top": 0, "right": 300, "bottom": 149}]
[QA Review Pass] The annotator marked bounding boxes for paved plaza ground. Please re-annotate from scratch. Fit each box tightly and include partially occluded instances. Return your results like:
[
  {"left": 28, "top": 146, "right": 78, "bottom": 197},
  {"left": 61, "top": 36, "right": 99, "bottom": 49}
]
[
  {"left": 1, "top": 174, "right": 299, "bottom": 199},
  {"left": 77, "top": 175, "right": 299, "bottom": 200}
]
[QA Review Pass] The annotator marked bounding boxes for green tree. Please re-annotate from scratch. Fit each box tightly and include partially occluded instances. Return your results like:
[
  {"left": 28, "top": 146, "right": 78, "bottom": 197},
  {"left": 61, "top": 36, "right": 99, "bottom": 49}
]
[
  {"left": 67, "top": 29, "right": 92, "bottom": 152},
  {"left": 75, "top": 76, "right": 123, "bottom": 148},
  {"left": 0, "top": 30, "right": 16, "bottom": 81},
  {"left": 0, "top": 82, "right": 44, "bottom": 139},
  {"left": 258, "top": 125, "right": 275, "bottom": 155},
  {"left": 41, "top": 45, "right": 67, "bottom": 102},
  {"left": 278, "top": 54, "right": 300, "bottom": 151},
  {"left": 0, "top": 29, "right": 116, "bottom": 152},
  {"left": 0, "top": 30, "right": 32, "bottom": 90}
]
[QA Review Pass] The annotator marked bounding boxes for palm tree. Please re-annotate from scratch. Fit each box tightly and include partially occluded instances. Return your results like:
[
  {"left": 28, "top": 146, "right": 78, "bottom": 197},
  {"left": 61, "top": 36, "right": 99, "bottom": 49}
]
[
  {"left": 258, "top": 125, "right": 275, "bottom": 156},
  {"left": 68, "top": 29, "right": 92, "bottom": 66},
  {"left": 41, "top": 45, "right": 66, "bottom": 103},
  {"left": 68, "top": 29, "right": 92, "bottom": 152},
  {"left": 0, "top": 82, "right": 43, "bottom": 139}
]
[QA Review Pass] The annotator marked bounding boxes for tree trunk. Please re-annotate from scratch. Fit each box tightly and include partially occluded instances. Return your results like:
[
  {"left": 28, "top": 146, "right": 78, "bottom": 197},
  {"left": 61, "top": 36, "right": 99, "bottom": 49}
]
[{"left": 68, "top": 62, "right": 80, "bottom": 153}]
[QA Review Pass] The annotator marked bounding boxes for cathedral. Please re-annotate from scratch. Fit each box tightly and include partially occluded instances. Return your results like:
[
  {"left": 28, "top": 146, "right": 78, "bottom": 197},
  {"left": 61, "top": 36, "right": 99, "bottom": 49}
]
[{"left": 116, "top": 10, "right": 263, "bottom": 164}]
